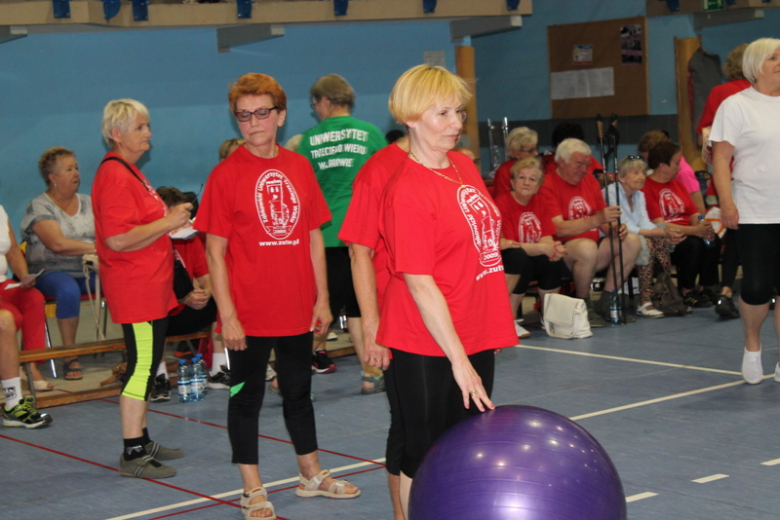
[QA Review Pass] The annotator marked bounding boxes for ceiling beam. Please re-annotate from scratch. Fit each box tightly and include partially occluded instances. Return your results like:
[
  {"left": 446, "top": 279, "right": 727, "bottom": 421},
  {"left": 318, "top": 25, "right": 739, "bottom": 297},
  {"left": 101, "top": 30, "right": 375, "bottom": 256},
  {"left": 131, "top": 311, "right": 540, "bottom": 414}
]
[
  {"left": 693, "top": 6, "right": 764, "bottom": 29},
  {"left": 450, "top": 15, "right": 522, "bottom": 43},
  {"left": 217, "top": 23, "right": 284, "bottom": 52},
  {"left": 0, "top": 25, "right": 28, "bottom": 45}
]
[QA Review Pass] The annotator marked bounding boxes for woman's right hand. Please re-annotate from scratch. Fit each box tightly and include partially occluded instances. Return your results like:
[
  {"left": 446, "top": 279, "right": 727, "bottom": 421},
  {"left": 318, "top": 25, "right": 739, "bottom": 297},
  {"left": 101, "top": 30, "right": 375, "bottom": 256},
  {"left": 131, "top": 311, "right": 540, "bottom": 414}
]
[
  {"left": 720, "top": 200, "right": 739, "bottom": 230},
  {"left": 451, "top": 358, "right": 494, "bottom": 412},
  {"left": 664, "top": 227, "right": 685, "bottom": 245},
  {"left": 221, "top": 315, "right": 247, "bottom": 351},
  {"left": 166, "top": 203, "right": 192, "bottom": 231}
]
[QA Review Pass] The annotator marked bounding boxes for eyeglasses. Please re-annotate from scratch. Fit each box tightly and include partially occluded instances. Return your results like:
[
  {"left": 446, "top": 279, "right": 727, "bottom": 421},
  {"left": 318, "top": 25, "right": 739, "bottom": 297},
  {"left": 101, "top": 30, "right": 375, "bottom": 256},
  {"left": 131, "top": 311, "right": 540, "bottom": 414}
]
[
  {"left": 309, "top": 102, "right": 317, "bottom": 110},
  {"left": 625, "top": 155, "right": 643, "bottom": 161},
  {"left": 234, "top": 107, "right": 278, "bottom": 122}
]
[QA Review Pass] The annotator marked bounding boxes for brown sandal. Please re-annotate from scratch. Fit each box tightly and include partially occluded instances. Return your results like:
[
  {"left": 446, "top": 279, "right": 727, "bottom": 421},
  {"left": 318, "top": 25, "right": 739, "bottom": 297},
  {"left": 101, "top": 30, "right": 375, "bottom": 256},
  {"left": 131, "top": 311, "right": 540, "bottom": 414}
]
[{"left": 63, "top": 358, "right": 83, "bottom": 381}]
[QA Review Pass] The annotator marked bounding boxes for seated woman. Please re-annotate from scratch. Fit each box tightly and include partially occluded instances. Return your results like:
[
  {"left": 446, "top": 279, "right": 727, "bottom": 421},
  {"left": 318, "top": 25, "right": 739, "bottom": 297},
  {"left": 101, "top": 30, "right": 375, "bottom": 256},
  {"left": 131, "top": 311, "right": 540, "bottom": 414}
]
[
  {"left": 0, "top": 204, "right": 50, "bottom": 392},
  {"left": 494, "top": 157, "right": 566, "bottom": 337},
  {"left": 610, "top": 156, "right": 685, "bottom": 318},
  {"left": 491, "top": 127, "right": 539, "bottom": 199},
  {"left": 21, "top": 147, "right": 96, "bottom": 380},
  {"left": 643, "top": 142, "right": 720, "bottom": 308}
]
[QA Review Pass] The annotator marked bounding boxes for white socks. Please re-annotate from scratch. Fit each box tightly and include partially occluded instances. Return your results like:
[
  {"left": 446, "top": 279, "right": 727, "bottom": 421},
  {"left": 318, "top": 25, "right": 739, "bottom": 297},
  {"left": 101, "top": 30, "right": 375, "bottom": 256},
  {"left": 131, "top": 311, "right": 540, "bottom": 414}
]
[
  {"left": 2, "top": 377, "right": 22, "bottom": 408},
  {"left": 156, "top": 361, "right": 168, "bottom": 378},
  {"left": 211, "top": 352, "right": 227, "bottom": 375}
]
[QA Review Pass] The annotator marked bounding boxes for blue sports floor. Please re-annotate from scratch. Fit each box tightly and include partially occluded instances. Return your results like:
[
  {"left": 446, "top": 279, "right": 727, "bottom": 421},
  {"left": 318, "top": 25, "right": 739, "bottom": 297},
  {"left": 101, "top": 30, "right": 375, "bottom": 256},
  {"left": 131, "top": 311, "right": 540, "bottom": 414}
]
[{"left": 2, "top": 302, "right": 780, "bottom": 520}]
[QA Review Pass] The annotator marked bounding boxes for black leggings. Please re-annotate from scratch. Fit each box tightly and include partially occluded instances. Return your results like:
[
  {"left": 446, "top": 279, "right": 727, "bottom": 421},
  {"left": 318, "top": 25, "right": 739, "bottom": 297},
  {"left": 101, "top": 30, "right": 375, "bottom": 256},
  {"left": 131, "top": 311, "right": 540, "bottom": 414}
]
[
  {"left": 737, "top": 224, "right": 780, "bottom": 305},
  {"left": 228, "top": 332, "right": 316, "bottom": 464},
  {"left": 121, "top": 318, "right": 168, "bottom": 401},
  {"left": 670, "top": 235, "right": 720, "bottom": 290},
  {"left": 501, "top": 247, "right": 562, "bottom": 295},
  {"left": 383, "top": 362, "right": 404, "bottom": 476},
  {"left": 390, "top": 348, "right": 495, "bottom": 478},
  {"left": 720, "top": 229, "right": 740, "bottom": 289}
]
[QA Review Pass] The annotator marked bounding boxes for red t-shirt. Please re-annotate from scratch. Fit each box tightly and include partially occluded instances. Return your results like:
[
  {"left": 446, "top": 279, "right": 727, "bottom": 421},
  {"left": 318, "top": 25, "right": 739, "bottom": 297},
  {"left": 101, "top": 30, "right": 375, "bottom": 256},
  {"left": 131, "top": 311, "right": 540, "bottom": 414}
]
[
  {"left": 377, "top": 152, "right": 517, "bottom": 357},
  {"left": 194, "top": 146, "right": 331, "bottom": 337},
  {"left": 536, "top": 169, "right": 606, "bottom": 242},
  {"left": 491, "top": 159, "right": 515, "bottom": 200},
  {"left": 338, "top": 143, "right": 407, "bottom": 310},
  {"left": 174, "top": 236, "right": 208, "bottom": 280},
  {"left": 494, "top": 193, "right": 556, "bottom": 243},
  {"left": 92, "top": 152, "right": 178, "bottom": 324},
  {"left": 696, "top": 79, "right": 752, "bottom": 133},
  {"left": 642, "top": 177, "right": 698, "bottom": 226}
]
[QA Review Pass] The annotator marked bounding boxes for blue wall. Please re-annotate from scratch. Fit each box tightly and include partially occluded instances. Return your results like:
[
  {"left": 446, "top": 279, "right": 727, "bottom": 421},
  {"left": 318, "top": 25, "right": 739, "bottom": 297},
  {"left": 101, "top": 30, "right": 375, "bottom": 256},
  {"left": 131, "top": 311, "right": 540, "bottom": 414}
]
[{"left": 0, "top": 21, "right": 455, "bottom": 225}]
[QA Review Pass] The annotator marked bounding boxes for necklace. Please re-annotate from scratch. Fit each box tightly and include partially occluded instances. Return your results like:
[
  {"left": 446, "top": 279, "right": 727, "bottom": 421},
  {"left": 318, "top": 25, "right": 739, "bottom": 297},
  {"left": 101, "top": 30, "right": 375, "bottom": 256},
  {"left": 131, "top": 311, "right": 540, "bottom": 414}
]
[{"left": 409, "top": 151, "right": 464, "bottom": 186}]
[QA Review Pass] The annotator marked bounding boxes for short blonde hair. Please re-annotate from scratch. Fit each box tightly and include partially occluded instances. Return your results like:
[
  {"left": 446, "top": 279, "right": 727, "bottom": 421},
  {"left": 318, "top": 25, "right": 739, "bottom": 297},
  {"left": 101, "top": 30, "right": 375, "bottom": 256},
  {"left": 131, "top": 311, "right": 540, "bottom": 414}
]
[
  {"left": 742, "top": 38, "right": 780, "bottom": 84},
  {"left": 38, "top": 146, "right": 75, "bottom": 187},
  {"left": 283, "top": 134, "right": 303, "bottom": 152},
  {"left": 388, "top": 65, "right": 472, "bottom": 124},
  {"left": 218, "top": 138, "right": 245, "bottom": 160},
  {"left": 723, "top": 44, "right": 748, "bottom": 81},
  {"left": 510, "top": 157, "right": 544, "bottom": 184},
  {"left": 617, "top": 156, "right": 647, "bottom": 180},
  {"left": 310, "top": 74, "right": 355, "bottom": 109},
  {"left": 555, "top": 138, "right": 591, "bottom": 165},
  {"left": 101, "top": 99, "right": 149, "bottom": 147},
  {"left": 505, "top": 127, "right": 538, "bottom": 158}
]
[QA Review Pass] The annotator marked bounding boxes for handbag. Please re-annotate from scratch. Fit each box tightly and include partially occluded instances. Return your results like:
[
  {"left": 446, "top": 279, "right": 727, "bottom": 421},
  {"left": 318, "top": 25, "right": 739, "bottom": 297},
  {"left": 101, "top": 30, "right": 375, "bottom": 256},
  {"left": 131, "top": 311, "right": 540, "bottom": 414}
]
[
  {"left": 651, "top": 271, "right": 687, "bottom": 317},
  {"left": 543, "top": 293, "right": 593, "bottom": 339}
]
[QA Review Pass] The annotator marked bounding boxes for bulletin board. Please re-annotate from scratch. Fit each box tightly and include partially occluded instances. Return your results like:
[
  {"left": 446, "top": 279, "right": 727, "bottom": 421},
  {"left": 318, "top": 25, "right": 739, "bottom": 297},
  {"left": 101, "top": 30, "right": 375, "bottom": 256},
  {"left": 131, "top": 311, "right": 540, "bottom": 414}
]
[{"left": 548, "top": 16, "right": 649, "bottom": 119}]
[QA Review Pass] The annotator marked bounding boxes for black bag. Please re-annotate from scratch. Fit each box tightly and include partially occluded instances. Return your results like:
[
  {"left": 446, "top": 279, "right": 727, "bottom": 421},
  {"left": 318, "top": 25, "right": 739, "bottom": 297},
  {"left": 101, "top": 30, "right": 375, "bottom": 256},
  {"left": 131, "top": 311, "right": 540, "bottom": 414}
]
[
  {"left": 173, "top": 253, "right": 194, "bottom": 300},
  {"left": 651, "top": 271, "right": 687, "bottom": 317}
]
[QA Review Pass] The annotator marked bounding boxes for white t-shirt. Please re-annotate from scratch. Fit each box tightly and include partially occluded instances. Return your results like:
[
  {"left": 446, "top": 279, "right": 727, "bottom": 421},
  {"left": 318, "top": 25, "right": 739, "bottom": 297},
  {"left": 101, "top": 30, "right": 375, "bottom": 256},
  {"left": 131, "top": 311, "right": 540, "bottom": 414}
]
[
  {"left": 710, "top": 87, "right": 780, "bottom": 224},
  {"left": 0, "top": 206, "right": 11, "bottom": 282}
]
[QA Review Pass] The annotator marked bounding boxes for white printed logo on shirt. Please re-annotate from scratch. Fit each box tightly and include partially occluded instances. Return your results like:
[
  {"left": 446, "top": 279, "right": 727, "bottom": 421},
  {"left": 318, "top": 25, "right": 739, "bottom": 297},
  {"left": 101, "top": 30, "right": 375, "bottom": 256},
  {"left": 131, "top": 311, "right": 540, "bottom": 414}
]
[
  {"left": 568, "top": 196, "right": 592, "bottom": 220},
  {"left": 659, "top": 188, "right": 685, "bottom": 222},
  {"left": 518, "top": 212, "right": 542, "bottom": 244},
  {"left": 255, "top": 170, "right": 300, "bottom": 240},
  {"left": 458, "top": 185, "right": 502, "bottom": 267}
]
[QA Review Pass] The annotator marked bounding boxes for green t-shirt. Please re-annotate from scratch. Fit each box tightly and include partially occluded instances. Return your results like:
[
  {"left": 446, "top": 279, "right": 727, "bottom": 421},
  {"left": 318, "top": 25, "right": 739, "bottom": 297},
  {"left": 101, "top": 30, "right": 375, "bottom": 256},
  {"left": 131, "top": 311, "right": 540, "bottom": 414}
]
[{"left": 298, "top": 115, "right": 386, "bottom": 247}]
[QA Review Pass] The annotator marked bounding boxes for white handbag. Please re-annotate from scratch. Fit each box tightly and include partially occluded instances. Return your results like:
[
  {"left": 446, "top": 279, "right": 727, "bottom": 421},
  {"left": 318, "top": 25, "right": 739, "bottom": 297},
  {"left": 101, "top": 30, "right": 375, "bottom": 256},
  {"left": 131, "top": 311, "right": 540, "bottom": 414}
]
[{"left": 543, "top": 293, "right": 593, "bottom": 339}]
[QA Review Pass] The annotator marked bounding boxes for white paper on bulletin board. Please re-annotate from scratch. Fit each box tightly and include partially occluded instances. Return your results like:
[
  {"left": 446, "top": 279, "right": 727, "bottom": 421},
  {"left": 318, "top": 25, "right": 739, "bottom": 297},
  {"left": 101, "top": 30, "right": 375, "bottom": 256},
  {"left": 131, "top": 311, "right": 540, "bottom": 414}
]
[{"left": 550, "top": 67, "right": 614, "bottom": 100}]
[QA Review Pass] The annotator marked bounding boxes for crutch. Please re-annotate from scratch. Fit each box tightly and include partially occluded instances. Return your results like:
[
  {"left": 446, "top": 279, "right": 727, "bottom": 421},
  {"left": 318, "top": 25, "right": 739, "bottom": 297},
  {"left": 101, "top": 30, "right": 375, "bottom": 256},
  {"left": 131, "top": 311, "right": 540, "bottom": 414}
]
[
  {"left": 608, "top": 115, "right": 627, "bottom": 324},
  {"left": 596, "top": 115, "right": 622, "bottom": 324}
]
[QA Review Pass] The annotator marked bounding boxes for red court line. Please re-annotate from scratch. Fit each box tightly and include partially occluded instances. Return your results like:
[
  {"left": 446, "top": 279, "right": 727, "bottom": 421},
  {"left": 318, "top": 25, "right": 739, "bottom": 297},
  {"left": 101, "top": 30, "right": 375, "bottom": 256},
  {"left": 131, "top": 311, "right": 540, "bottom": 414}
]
[
  {"left": 145, "top": 465, "right": 385, "bottom": 520},
  {"left": 0, "top": 433, "right": 240, "bottom": 510},
  {"left": 97, "top": 397, "right": 386, "bottom": 467}
]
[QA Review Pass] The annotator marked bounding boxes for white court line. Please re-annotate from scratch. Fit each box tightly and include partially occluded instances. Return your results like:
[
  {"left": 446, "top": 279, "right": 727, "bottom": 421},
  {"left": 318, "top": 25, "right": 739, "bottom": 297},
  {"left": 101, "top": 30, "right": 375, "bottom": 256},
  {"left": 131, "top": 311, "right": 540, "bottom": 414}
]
[
  {"left": 104, "top": 458, "right": 386, "bottom": 520},
  {"left": 515, "top": 344, "right": 741, "bottom": 375},
  {"left": 626, "top": 491, "right": 658, "bottom": 502},
  {"left": 762, "top": 458, "right": 780, "bottom": 466},
  {"left": 692, "top": 473, "right": 729, "bottom": 483}
]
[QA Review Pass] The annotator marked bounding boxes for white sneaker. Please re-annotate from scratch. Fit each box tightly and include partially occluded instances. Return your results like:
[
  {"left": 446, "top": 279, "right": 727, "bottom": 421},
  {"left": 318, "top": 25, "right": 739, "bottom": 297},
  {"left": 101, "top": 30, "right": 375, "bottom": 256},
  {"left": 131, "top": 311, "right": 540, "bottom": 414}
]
[
  {"left": 774, "top": 363, "right": 780, "bottom": 383},
  {"left": 514, "top": 320, "right": 531, "bottom": 339},
  {"left": 327, "top": 331, "right": 338, "bottom": 341},
  {"left": 265, "top": 364, "right": 277, "bottom": 382},
  {"left": 742, "top": 348, "right": 763, "bottom": 385},
  {"left": 637, "top": 302, "right": 664, "bottom": 318}
]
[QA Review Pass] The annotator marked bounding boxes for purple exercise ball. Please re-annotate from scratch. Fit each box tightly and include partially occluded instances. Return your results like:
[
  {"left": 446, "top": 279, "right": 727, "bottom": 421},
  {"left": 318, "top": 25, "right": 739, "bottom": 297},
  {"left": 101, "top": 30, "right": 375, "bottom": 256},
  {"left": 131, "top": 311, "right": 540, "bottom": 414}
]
[{"left": 408, "top": 405, "right": 627, "bottom": 520}]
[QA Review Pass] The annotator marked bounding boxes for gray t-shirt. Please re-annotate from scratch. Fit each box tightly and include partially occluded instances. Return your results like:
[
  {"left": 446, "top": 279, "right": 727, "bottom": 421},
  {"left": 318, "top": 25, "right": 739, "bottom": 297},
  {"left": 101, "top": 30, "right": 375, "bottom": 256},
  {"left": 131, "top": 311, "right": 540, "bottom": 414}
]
[{"left": 21, "top": 192, "right": 95, "bottom": 277}]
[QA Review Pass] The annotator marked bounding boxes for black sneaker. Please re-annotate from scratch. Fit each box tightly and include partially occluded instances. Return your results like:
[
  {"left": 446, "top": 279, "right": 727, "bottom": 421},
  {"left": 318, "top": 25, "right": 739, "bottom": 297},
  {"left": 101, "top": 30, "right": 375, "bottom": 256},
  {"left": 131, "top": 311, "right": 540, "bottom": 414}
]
[
  {"left": 2, "top": 396, "right": 52, "bottom": 429},
  {"left": 150, "top": 375, "right": 171, "bottom": 402},
  {"left": 715, "top": 295, "right": 740, "bottom": 319},
  {"left": 683, "top": 290, "right": 712, "bottom": 309},
  {"left": 207, "top": 366, "right": 231, "bottom": 390},
  {"left": 312, "top": 350, "right": 337, "bottom": 374}
]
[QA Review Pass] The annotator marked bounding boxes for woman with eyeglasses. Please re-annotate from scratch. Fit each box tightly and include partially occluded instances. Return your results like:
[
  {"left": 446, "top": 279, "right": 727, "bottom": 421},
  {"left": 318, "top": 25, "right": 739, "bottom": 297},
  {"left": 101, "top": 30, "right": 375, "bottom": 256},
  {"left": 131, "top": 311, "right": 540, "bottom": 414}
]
[
  {"left": 93, "top": 99, "right": 192, "bottom": 479},
  {"left": 377, "top": 65, "right": 516, "bottom": 517},
  {"left": 195, "top": 73, "right": 359, "bottom": 520},
  {"left": 490, "top": 126, "right": 539, "bottom": 199}
]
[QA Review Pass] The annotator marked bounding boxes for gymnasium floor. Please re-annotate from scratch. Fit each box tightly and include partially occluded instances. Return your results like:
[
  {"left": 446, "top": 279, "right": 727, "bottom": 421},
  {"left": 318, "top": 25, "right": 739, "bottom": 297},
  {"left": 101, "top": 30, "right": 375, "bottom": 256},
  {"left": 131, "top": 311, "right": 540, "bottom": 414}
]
[{"left": 2, "top": 301, "right": 780, "bottom": 520}]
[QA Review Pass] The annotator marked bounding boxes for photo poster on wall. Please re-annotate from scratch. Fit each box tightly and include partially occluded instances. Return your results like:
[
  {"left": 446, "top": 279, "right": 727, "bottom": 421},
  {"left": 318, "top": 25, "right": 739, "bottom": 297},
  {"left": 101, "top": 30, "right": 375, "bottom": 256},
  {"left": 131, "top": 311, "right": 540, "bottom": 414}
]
[{"left": 547, "top": 15, "right": 649, "bottom": 119}]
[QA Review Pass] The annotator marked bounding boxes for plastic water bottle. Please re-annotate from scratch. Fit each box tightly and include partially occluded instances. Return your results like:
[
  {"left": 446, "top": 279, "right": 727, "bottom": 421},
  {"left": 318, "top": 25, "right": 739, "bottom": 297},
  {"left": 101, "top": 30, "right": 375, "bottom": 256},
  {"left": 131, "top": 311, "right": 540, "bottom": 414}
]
[
  {"left": 609, "top": 290, "right": 620, "bottom": 325},
  {"left": 190, "top": 357, "right": 205, "bottom": 402},
  {"left": 698, "top": 215, "right": 715, "bottom": 248},
  {"left": 177, "top": 360, "right": 192, "bottom": 403},
  {"left": 193, "top": 354, "right": 208, "bottom": 397}
]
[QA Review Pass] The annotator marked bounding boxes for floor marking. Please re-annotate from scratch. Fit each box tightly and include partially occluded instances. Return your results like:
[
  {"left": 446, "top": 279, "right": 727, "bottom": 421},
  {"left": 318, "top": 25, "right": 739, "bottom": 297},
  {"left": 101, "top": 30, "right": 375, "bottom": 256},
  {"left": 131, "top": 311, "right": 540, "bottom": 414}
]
[
  {"left": 104, "top": 458, "right": 386, "bottom": 520},
  {"left": 515, "top": 344, "right": 742, "bottom": 375},
  {"left": 626, "top": 492, "right": 658, "bottom": 502},
  {"left": 692, "top": 473, "right": 729, "bottom": 483},
  {"left": 761, "top": 458, "right": 780, "bottom": 466},
  {"left": 570, "top": 380, "right": 746, "bottom": 421}
]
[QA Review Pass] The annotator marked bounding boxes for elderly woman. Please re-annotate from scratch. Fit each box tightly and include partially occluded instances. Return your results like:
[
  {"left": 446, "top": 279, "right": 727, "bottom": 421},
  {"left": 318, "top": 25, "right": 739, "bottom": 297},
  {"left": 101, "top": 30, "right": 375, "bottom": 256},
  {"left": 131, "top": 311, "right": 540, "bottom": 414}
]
[
  {"left": 195, "top": 73, "right": 359, "bottom": 520},
  {"left": 21, "top": 147, "right": 97, "bottom": 381},
  {"left": 491, "top": 126, "right": 539, "bottom": 199},
  {"left": 611, "top": 156, "right": 684, "bottom": 318},
  {"left": 0, "top": 206, "right": 53, "bottom": 410},
  {"left": 377, "top": 65, "right": 517, "bottom": 516},
  {"left": 643, "top": 141, "right": 719, "bottom": 309},
  {"left": 494, "top": 157, "right": 566, "bottom": 336},
  {"left": 92, "top": 99, "right": 191, "bottom": 479},
  {"left": 710, "top": 37, "right": 780, "bottom": 384}
]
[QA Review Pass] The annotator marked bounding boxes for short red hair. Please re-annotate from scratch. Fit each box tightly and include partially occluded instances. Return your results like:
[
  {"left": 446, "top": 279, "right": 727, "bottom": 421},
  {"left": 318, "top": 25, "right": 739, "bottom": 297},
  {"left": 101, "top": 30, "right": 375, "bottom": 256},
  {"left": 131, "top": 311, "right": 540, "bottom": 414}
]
[{"left": 228, "top": 73, "right": 287, "bottom": 113}]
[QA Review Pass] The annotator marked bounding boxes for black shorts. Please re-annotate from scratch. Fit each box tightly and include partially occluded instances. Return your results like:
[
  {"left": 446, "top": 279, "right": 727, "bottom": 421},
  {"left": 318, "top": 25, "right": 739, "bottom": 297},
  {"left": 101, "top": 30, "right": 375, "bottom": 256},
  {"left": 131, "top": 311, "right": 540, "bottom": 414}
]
[
  {"left": 326, "top": 247, "right": 361, "bottom": 319},
  {"left": 501, "top": 248, "right": 563, "bottom": 295}
]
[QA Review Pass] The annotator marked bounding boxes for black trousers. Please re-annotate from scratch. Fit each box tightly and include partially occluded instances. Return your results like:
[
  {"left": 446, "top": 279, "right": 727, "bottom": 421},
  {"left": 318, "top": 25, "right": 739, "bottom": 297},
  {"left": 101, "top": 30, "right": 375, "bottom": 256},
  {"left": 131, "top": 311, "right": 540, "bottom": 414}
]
[
  {"left": 670, "top": 235, "right": 720, "bottom": 291},
  {"left": 737, "top": 224, "right": 780, "bottom": 305}
]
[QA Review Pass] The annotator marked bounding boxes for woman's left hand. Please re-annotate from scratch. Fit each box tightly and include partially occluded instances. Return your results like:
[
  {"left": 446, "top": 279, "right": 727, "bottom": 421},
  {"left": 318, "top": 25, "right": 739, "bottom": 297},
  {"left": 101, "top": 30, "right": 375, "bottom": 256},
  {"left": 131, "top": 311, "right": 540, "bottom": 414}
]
[
  {"left": 311, "top": 299, "right": 332, "bottom": 335},
  {"left": 452, "top": 359, "right": 495, "bottom": 412}
]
